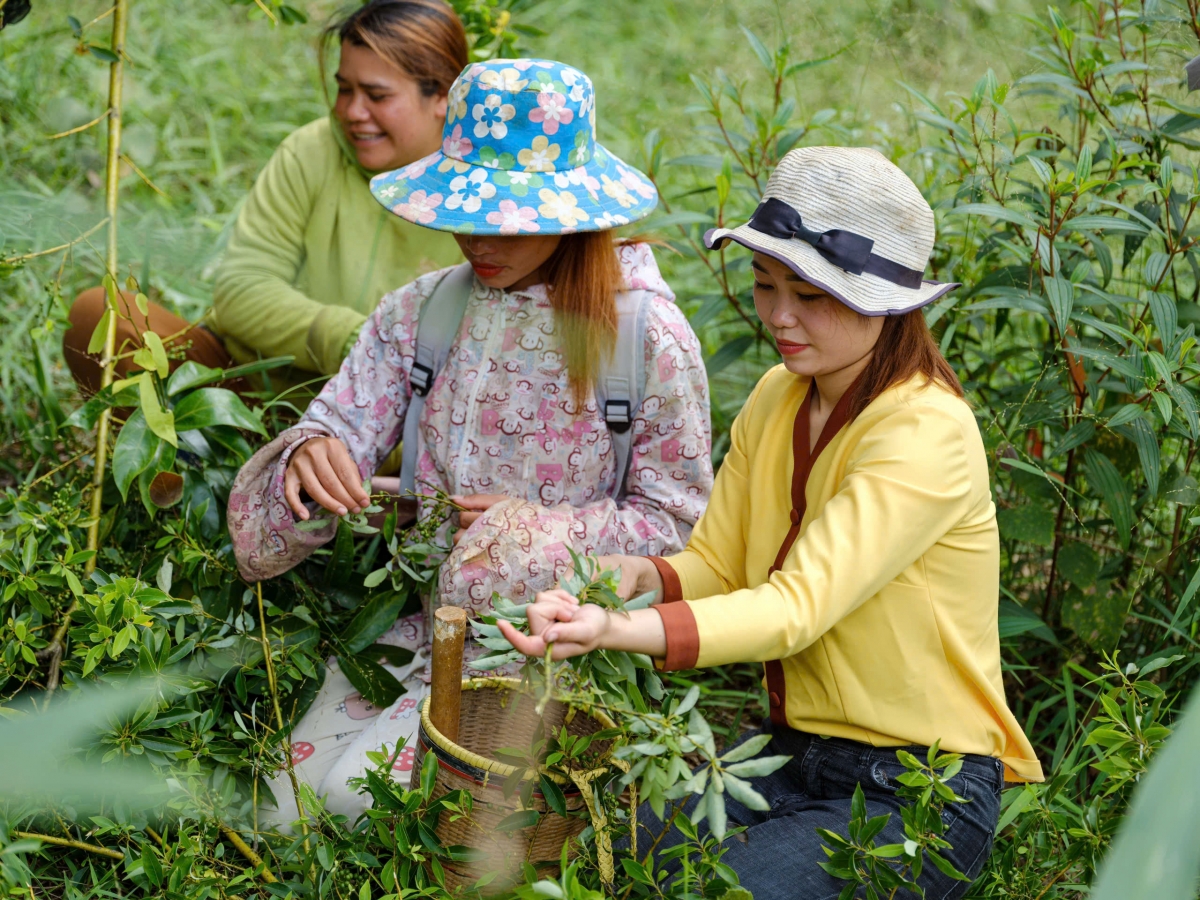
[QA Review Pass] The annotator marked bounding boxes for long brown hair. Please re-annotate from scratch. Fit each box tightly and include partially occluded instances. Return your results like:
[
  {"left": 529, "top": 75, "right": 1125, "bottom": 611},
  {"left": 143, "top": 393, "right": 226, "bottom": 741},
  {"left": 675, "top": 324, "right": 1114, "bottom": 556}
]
[
  {"left": 320, "top": 0, "right": 468, "bottom": 100},
  {"left": 542, "top": 232, "right": 624, "bottom": 405},
  {"left": 845, "top": 309, "right": 964, "bottom": 418}
]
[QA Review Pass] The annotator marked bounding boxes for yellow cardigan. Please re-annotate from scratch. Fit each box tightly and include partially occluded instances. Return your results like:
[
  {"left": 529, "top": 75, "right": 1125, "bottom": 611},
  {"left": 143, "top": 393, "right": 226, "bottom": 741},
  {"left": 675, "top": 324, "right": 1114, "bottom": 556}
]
[{"left": 651, "top": 366, "right": 1043, "bottom": 782}]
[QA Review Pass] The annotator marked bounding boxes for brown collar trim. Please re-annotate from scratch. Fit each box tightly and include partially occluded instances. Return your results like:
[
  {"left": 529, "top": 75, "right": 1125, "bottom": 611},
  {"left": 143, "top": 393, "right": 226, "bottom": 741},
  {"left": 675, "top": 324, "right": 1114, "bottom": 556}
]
[{"left": 766, "top": 376, "right": 862, "bottom": 725}]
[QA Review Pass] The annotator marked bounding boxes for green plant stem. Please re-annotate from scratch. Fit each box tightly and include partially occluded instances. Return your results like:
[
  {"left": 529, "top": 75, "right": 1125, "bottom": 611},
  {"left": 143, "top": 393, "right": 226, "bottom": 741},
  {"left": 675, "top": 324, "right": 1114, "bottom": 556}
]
[
  {"left": 256, "top": 582, "right": 314, "bottom": 856},
  {"left": 1043, "top": 448, "right": 1078, "bottom": 623},
  {"left": 217, "top": 823, "right": 277, "bottom": 883},
  {"left": 85, "top": 0, "right": 129, "bottom": 577},
  {"left": 13, "top": 831, "right": 123, "bottom": 861},
  {"left": 0, "top": 219, "right": 109, "bottom": 265}
]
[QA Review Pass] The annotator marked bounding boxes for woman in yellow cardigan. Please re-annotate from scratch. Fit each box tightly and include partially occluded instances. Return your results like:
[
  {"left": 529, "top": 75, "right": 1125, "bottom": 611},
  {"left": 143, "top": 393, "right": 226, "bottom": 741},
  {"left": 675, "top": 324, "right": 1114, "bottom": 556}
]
[{"left": 501, "top": 147, "right": 1042, "bottom": 899}]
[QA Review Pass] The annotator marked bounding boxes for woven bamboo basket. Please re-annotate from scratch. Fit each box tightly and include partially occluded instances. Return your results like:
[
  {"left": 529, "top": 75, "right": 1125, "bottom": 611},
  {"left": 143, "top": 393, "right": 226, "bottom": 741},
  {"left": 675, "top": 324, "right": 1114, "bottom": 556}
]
[{"left": 413, "top": 677, "right": 613, "bottom": 889}]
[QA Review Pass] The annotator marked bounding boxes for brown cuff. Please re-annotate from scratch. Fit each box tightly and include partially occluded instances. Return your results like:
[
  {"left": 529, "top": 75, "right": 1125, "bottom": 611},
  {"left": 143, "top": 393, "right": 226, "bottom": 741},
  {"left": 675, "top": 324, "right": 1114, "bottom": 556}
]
[
  {"left": 653, "top": 601, "right": 699, "bottom": 671},
  {"left": 647, "top": 556, "right": 683, "bottom": 604}
]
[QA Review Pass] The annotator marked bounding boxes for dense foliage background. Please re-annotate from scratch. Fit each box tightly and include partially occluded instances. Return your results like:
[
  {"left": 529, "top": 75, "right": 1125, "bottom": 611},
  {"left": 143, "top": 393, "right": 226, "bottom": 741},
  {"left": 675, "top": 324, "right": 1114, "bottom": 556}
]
[{"left": 4, "top": 1, "right": 1200, "bottom": 898}]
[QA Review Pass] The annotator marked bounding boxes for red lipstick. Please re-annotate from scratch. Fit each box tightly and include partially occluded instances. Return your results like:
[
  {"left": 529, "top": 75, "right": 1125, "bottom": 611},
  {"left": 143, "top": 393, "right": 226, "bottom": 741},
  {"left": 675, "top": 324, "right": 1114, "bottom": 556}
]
[
  {"left": 471, "top": 261, "right": 505, "bottom": 278},
  {"left": 775, "top": 339, "right": 809, "bottom": 356}
]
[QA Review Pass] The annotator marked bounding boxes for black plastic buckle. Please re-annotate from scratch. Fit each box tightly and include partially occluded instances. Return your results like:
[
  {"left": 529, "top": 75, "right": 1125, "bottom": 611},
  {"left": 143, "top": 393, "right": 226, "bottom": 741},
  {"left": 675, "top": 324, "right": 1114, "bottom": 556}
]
[
  {"left": 411, "top": 362, "right": 433, "bottom": 397},
  {"left": 604, "top": 399, "right": 633, "bottom": 434}
]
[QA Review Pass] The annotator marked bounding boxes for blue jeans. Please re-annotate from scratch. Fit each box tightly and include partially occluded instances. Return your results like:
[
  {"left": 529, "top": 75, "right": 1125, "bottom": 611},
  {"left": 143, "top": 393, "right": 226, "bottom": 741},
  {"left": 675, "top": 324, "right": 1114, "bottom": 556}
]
[{"left": 626, "top": 726, "right": 1003, "bottom": 900}]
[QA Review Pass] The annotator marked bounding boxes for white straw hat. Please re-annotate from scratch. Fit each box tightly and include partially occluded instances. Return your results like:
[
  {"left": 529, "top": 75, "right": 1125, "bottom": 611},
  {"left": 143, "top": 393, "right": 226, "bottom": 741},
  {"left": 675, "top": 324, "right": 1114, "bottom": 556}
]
[{"left": 705, "top": 146, "right": 958, "bottom": 315}]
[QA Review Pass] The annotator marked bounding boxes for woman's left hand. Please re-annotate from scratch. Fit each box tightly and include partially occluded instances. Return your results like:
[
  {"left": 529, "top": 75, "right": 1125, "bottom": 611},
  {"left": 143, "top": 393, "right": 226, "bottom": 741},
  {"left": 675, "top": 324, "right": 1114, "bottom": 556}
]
[
  {"left": 498, "top": 589, "right": 612, "bottom": 660},
  {"left": 451, "top": 493, "right": 511, "bottom": 544}
]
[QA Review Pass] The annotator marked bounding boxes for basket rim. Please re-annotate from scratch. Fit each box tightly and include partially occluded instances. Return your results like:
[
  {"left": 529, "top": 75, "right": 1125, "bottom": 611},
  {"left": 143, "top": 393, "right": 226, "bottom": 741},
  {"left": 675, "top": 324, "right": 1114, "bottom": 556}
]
[{"left": 419, "top": 676, "right": 614, "bottom": 783}]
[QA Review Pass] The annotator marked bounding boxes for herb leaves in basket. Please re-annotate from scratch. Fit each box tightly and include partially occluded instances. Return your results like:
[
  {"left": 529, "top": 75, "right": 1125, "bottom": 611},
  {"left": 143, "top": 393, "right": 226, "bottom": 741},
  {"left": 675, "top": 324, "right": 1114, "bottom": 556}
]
[{"left": 469, "top": 551, "right": 790, "bottom": 851}]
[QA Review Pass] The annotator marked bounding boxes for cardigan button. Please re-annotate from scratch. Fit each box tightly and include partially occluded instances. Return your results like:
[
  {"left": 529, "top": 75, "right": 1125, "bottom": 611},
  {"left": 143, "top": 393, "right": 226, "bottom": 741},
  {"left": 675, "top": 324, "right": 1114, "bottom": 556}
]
[
  {"left": 768, "top": 692, "right": 781, "bottom": 708},
  {"left": 789, "top": 509, "right": 800, "bottom": 524}
]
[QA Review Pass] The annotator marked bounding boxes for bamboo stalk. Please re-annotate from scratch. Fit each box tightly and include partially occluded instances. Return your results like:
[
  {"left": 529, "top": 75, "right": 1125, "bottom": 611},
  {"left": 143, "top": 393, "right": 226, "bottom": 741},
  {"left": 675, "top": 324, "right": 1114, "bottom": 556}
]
[
  {"left": 430, "top": 606, "right": 466, "bottom": 743},
  {"left": 217, "top": 824, "right": 277, "bottom": 883},
  {"left": 84, "top": 0, "right": 129, "bottom": 578},
  {"left": 14, "top": 831, "right": 124, "bottom": 861},
  {"left": 256, "top": 583, "right": 314, "bottom": 858}
]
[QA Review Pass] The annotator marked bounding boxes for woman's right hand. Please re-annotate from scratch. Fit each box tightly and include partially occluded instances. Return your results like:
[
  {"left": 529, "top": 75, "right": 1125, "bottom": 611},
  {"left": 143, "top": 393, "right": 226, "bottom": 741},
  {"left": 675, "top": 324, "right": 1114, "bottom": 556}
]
[
  {"left": 594, "top": 555, "right": 665, "bottom": 602},
  {"left": 284, "top": 436, "right": 371, "bottom": 520},
  {"left": 498, "top": 585, "right": 668, "bottom": 660}
]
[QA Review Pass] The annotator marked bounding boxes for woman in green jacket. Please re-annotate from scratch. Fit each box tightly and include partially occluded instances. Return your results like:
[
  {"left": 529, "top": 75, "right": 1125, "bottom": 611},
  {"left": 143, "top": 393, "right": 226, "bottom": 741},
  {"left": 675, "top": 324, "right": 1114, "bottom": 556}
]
[{"left": 62, "top": 0, "right": 465, "bottom": 397}]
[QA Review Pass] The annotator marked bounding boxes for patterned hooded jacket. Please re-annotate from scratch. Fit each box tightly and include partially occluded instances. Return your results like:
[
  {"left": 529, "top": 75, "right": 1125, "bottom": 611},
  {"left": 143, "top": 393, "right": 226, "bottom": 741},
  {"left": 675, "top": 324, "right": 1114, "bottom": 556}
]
[{"left": 228, "top": 242, "right": 713, "bottom": 621}]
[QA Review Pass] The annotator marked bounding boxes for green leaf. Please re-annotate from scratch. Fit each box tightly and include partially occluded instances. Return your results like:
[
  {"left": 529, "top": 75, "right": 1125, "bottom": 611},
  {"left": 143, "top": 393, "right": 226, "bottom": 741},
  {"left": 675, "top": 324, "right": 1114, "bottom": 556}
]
[
  {"left": 87, "top": 308, "right": 113, "bottom": 354},
  {"left": 172, "top": 388, "right": 265, "bottom": 435},
  {"left": 1053, "top": 420, "right": 1095, "bottom": 457},
  {"left": 361, "top": 567, "right": 387, "bottom": 589},
  {"left": 1057, "top": 541, "right": 1100, "bottom": 588},
  {"left": 1125, "top": 417, "right": 1161, "bottom": 497},
  {"left": 997, "top": 504, "right": 1055, "bottom": 547},
  {"left": 113, "top": 411, "right": 163, "bottom": 500},
  {"left": 1044, "top": 276, "right": 1074, "bottom": 332},
  {"left": 420, "top": 745, "right": 437, "bottom": 799},
  {"left": 140, "top": 843, "right": 163, "bottom": 886},
  {"left": 278, "top": 4, "right": 308, "bottom": 24},
  {"left": 721, "top": 772, "right": 771, "bottom": 811},
  {"left": 946, "top": 203, "right": 1039, "bottom": 229},
  {"left": 337, "top": 654, "right": 404, "bottom": 708},
  {"left": 706, "top": 335, "right": 754, "bottom": 375},
  {"left": 1065, "top": 345, "right": 1143, "bottom": 380},
  {"left": 342, "top": 591, "right": 408, "bottom": 655},
  {"left": 706, "top": 784, "right": 727, "bottom": 840},
  {"left": 998, "top": 598, "right": 1057, "bottom": 643},
  {"left": 720, "top": 733, "right": 774, "bottom": 763},
  {"left": 995, "top": 785, "right": 1037, "bottom": 833},
  {"left": 88, "top": 45, "right": 119, "bottom": 63},
  {"left": 1061, "top": 583, "right": 1129, "bottom": 649},
  {"left": 1147, "top": 291, "right": 1178, "bottom": 344},
  {"left": 142, "top": 331, "right": 169, "bottom": 379},
  {"left": 538, "top": 775, "right": 567, "bottom": 817},
  {"left": 740, "top": 25, "right": 775, "bottom": 72},
  {"left": 496, "top": 809, "right": 540, "bottom": 833},
  {"left": 325, "top": 518, "right": 356, "bottom": 588},
  {"left": 166, "top": 361, "right": 225, "bottom": 396},
  {"left": 1060, "top": 215, "right": 1149, "bottom": 235},
  {"left": 1107, "top": 404, "right": 1145, "bottom": 428},
  {"left": 1170, "top": 562, "right": 1200, "bottom": 633},
  {"left": 1089, "top": 682, "right": 1200, "bottom": 900},
  {"left": 139, "top": 374, "right": 177, "bottom": 447},
  {"left": 1086, "top": 450, "right": 1135, "bottom": 546},
  {"left": 724, "top": 755, "right": 791, "bottom": 778},
  {"left": 366, "top": 643, "right": 414, "bottom": 669}
]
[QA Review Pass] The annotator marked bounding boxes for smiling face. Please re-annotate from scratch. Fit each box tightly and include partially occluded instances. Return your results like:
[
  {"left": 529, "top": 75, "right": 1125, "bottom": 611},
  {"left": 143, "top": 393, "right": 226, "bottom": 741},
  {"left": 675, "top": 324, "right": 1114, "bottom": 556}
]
[
  {"left": 453, "top": 233, "right": 563, "bottom": 292},
  {"left": 333, "top": 41, "right": 447, "bottom": 172},
  {"left": 751, "top": 252, "right": 884, "bottom": 378}
]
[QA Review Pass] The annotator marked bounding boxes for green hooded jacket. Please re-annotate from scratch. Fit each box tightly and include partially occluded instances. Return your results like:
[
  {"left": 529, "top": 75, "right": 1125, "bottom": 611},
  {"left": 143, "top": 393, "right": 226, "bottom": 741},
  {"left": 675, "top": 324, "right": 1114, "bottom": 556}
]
[{"left": 210, "top": 115, "right": 460, "bottom": 386}]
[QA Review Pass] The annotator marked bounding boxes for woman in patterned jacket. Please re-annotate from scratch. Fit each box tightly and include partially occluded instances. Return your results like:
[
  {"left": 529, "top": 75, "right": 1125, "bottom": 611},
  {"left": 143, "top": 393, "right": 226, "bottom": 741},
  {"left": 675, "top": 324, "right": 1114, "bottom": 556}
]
[{"left": 227, "top": 58, "right": 712, "bottom": 824}]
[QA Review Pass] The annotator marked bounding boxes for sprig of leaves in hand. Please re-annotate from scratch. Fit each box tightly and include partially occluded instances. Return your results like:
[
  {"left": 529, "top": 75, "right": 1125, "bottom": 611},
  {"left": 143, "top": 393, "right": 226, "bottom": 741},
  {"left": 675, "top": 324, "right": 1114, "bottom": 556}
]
[
  {"left": 470, "top": 551, "right": 791, "bottom": 841},
  {"left": 471, "top": 550, "right": 661, "bottom": 705}
]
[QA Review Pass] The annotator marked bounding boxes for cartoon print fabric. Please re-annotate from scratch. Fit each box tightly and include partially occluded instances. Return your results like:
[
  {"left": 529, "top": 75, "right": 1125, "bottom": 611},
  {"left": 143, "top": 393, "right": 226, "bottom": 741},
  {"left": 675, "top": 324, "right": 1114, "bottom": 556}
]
[
  {"left": 260, "top": 650, "right": 428, "bottom": 827},
  {"left": 369, "top": 59, "right": 658, "bottom": 234},
  {"left": 228, "top": 243, "right": 712, "bottom": 643}
]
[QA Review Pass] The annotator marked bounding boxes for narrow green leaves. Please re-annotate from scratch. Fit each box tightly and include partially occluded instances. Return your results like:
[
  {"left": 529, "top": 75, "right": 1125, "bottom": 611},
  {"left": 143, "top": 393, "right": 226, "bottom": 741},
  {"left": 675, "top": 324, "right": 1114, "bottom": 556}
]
[{"left": 1086, "top": 450, "right": 1134, "bottom": 547}]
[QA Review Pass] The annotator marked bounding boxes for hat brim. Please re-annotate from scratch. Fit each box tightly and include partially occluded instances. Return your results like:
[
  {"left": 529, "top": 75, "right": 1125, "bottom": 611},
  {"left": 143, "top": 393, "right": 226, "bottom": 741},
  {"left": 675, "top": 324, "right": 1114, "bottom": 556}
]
[
  {"left": 705, "top": 224, "right": 958, "bottom": 316},
  {"left": 370, "top": 143, "right": 657, "bottom": 235}
]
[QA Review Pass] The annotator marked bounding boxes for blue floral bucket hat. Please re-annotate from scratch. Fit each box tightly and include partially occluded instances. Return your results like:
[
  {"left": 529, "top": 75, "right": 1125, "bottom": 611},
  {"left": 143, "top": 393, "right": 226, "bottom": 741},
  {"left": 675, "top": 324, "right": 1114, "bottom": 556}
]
[{"left": 369, "top": 59, "right": 658, "bottom": 234}]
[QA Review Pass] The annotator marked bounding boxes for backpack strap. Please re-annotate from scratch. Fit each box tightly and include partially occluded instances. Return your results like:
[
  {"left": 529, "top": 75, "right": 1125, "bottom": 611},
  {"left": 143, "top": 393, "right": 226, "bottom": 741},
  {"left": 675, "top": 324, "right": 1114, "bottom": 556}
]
[
  {"left": 399, "top": 263, "right": 476, "bottom": 495},
  {"left": 596, "top": 289, "right": 653, "bottom": 502}
]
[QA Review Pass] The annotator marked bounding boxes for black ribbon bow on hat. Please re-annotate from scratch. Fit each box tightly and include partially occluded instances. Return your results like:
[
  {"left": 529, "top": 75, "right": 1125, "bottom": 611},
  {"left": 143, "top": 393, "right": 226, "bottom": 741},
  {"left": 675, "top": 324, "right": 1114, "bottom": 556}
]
[{"left": 747, "top": 197, "right": 926, "bottom": 290}]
